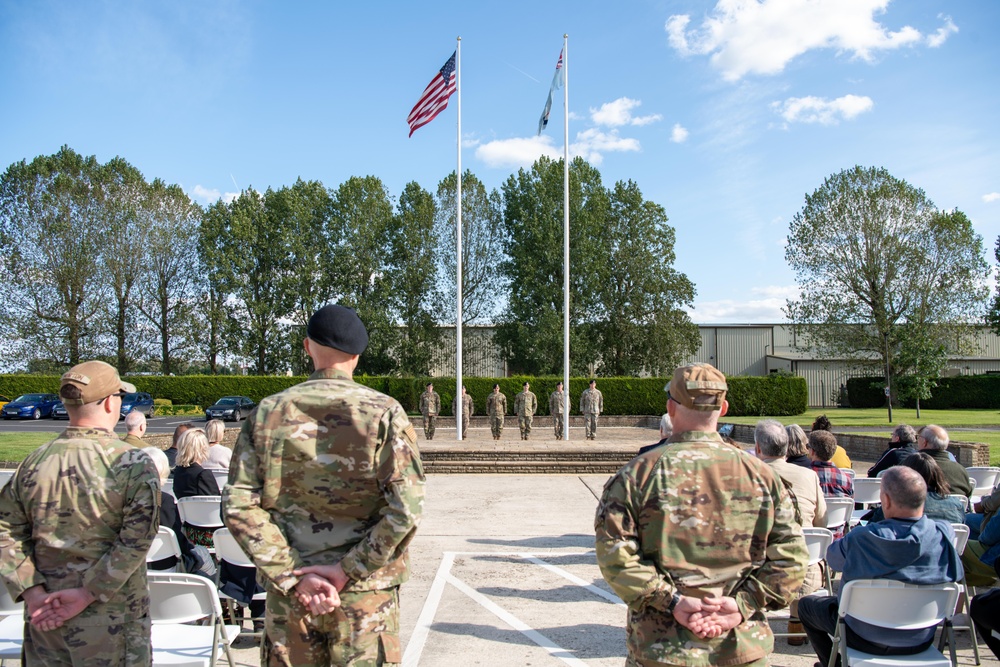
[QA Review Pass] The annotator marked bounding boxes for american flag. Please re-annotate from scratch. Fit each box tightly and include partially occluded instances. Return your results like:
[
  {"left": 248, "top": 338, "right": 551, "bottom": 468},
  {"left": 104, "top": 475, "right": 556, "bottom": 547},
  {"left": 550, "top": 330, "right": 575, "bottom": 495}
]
[{"left": 407, "top": 52, "right": 457, "bottom": 137}]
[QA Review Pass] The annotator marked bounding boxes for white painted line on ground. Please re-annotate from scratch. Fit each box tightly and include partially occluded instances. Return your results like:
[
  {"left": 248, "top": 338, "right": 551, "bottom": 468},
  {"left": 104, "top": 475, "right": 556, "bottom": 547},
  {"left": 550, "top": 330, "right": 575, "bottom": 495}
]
[
  {"left": 445, "top": 572, "right": 589, "bottom": 667},
  {"left": 520, "top": 555, "right": 625, "bottom": 607},
  {"left": 403, "top": 551, "right": 455, "bottom": 667}
]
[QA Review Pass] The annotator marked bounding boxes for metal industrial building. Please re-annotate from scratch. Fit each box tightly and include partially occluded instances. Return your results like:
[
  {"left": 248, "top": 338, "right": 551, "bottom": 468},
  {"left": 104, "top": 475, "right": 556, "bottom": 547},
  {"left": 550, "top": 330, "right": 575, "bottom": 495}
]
[{"left": 428, "top": 324, "right": 1000, "bottom": 407}]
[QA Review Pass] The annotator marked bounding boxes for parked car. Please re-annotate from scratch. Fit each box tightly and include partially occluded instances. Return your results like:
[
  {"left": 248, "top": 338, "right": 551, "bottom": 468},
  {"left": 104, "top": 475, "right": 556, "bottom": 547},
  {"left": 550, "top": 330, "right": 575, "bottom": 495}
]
[
  {"left": 205, "top": 396, "right": 256, "bottom": 422},
  {"left": 2, "top": 393, "right": 61, "bottom": 420},
  {"left": 119, "top": 392, "right": 155, "bottom": 419},
  {"left": 0, "top": 395, "right": 9, "bottom": 410},
  {"left": 51, "top": 401, "right": 68, "bottom": 419}
]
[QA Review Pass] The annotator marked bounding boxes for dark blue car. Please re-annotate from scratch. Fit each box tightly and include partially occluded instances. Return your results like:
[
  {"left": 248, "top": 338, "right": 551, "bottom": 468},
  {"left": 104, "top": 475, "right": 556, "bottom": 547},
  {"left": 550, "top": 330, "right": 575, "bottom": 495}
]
[
  {"left": 120, "top": 392, "right": 155, "bottom": 419},
  {"left": 2, "top": 393, "right": 61, "bottom": 420}
]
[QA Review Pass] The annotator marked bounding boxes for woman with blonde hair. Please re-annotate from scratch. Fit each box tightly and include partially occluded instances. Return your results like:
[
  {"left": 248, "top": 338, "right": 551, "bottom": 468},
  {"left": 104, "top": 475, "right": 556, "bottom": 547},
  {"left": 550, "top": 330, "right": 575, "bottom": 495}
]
[
  {"left": 785, "top": 424, "right": 811, "bottom": 469},
  {"left": 203, "top": 419, "right": 232, "bottom": 470},
  {"left": 172, "top": 428, "right": 220, "bottom": 546}
]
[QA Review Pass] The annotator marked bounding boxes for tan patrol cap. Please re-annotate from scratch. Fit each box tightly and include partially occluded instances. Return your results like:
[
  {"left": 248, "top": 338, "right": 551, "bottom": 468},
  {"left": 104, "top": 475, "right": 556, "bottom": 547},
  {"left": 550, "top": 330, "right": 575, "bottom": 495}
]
[
  {"left": 667, "top": 363, "right": 727, "bottom": 412},
  {"left": 60, "top": 360, "right": 136, "bottom": 405}
]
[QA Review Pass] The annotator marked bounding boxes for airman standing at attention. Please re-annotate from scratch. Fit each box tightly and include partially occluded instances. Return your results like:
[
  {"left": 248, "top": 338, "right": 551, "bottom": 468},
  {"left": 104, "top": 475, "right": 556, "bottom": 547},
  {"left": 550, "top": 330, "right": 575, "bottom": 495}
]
[
  {"left": 223, "top": 304, "right": 425, "bottom": 667},
  {"left": 580, "top": 379, "right": 604, "bottom": 440},
  {"left": 486, "top": 383, "right": 507, "bottom": 441},
  {"left": 549, "top": 382, "right": 568, "bottom": 439},
  {"left": 514, "top": 382, "right": 537, "bottom": 441},
  {"left": 453, "top": 385, "right": 474, "bottom": 440},
  {"left": 419, "top": 382, "right": 440, "bottom": 440}
]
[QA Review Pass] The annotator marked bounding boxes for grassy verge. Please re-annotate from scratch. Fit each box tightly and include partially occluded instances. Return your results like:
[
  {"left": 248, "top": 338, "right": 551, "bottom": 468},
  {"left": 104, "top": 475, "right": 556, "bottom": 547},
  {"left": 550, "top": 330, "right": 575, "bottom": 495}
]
[
  {"left": 0, "top": 433, "right": 58, "bottom": 465},
  {"left": 726, "top": 408, "right": 1000, "bottom": 428}
]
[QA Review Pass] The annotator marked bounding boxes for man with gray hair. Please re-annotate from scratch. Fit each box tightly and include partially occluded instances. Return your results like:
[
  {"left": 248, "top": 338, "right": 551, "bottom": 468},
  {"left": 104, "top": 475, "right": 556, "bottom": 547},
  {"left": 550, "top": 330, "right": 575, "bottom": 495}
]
[
  {"left": 798, "top": 466, "right": 963, "bottom": 667},
  {"left": 867, "top": 424, "right": 918, "bottom": 478},
  {"left": 122, "top": 410, "right": 149, "bottom": 448},
  {"left": 638, "top": 413, "right": 673, "bottom": 455},
  {"left": 918, "top": 424, "right": 973, "bottom": 497},
  {"left": 754, "top": 419, "right": 827, "bottom": 644}
]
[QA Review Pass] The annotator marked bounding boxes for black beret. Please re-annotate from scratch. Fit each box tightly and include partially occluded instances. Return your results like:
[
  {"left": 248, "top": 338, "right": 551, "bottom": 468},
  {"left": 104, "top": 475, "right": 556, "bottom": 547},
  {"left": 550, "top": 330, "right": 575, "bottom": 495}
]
[{"left": 307, "top": 304, "right": 369, "bottom": 355}]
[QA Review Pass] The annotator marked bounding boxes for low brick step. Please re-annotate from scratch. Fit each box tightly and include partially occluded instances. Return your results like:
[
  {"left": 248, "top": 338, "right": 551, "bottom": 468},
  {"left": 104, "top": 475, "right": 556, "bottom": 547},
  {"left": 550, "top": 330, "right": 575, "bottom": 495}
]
[
  {"left": 421, "top": 450, "right": 634, "bottom": 463},
  {"left": 424, "top": 459, "right": 625, "bottom": 474}
]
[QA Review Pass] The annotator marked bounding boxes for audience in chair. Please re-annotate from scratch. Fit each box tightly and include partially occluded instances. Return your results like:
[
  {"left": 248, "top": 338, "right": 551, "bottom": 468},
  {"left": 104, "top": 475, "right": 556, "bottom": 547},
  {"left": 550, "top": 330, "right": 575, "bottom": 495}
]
[
  {"left": 867, "top": 424, "right": 919, "bottom": 478},
  {"left": 865, "top": 453, "right": 965, "bottom": 524},
  {"left": 917, "top": 425, "right": 972, "bottom": 497},
  {"left": 808, "top": 430, "right": 854, "bottom": 498}
]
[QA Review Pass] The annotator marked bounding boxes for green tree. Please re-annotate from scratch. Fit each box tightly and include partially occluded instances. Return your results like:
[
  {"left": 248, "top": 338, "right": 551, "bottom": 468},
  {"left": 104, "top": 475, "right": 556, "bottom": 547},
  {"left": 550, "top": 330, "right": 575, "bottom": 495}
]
[
  {"left": 0, "top": 146, "right": 111, "bottom": 365},
  {"left": 496, "top": 156, "right": 607, "bottom": 375},
  {"left": 592, "top": 180, "right": 699, "bottom": 375},
  {"left": 785, "top": 167, "right": 989, "bottom": 400},
  {"left": 393, "top": 181, "right": 443, "bottom": 375},
  {"left": 986, "top": 235, "right": 1000, "bottom": 337},
  {"left": 328, "top": 176, "right": 399, "bottom": 374}
]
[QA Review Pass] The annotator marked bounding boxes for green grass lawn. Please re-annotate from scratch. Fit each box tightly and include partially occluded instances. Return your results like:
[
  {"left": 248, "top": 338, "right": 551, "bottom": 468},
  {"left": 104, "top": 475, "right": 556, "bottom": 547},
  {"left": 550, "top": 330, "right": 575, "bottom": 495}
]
[
  {"left": 0, "top": 432, "right": 59, "bottom": 465},
  {"left": 725, "top": 408, "right": 1000, "bottom": 429}
]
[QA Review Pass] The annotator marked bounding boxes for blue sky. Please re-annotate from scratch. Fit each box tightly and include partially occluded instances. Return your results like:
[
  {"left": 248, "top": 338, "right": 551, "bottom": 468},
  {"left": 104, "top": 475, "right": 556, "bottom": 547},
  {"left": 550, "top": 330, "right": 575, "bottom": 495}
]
[{"left": 2, "top": 0, "right": 997, "bottom": 323}]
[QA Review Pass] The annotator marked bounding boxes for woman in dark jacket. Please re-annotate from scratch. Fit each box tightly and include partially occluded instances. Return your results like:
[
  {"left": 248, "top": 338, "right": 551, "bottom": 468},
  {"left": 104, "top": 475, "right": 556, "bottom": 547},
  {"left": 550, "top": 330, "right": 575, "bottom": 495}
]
[
  {"left": 172, "top": 428, "right": 221, "bottom": 547},
  {"left": 785, "top": 424, "right": 812, "bottom": 468}
]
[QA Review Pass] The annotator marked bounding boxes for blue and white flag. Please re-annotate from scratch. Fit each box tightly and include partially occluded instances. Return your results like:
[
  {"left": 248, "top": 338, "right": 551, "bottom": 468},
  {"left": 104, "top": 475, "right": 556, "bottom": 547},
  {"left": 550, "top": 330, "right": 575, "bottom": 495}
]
[{"left": 537, "top": 49, "right": 564, "bottom": 135}]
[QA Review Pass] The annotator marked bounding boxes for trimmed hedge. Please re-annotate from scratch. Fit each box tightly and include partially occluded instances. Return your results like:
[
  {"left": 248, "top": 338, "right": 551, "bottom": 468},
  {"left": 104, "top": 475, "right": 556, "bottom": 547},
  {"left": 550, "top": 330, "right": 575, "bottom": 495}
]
[
  {"left": 847, "top": 374, "right": 1000, "bottom": 409},
  {"left": 0, "top": 373, "right": 808, "bottom": 417},
  {"left": 845, "top": 377, "right": 887, "bottom": 409}
]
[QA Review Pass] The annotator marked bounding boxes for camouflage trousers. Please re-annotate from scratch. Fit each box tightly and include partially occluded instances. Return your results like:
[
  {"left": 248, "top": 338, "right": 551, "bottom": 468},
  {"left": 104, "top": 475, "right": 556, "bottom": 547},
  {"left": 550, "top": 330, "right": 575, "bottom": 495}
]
[
  {"left": 626, "top": 655, "right": 767, "bottom": 667},
  {"left": 584, "top": 413, "right": 599, "bottom": 439},
  {"left": 262, "top": 587, "right": 400, "bottom": 667},
  {"left": 489, "top": 415, "right": 504, "bottom": 438},
  {"left": 458, "top": 415, "right": 470, "bottom": 439},
  {"left": 24, "top": 614, "right": 151, "bottom": 666},
  {"left": 553, "top": 415, "right": 564, "bottom": 438},
  {"left": 422, "top": 415, "right": 436, "bottom": 440},
  {"left": 789, "top": 561, "right": 823, "bottom": 619},
  {"left": 518, "top": 415, "right": 532, "bottom": 439}
]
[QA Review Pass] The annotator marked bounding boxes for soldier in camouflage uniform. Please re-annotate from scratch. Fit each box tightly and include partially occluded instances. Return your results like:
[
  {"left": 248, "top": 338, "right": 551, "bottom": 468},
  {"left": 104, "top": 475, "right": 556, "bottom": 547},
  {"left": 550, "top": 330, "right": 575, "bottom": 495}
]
[
  {"left": 579, "top": 379, "right": 603, "bottom": 440},
  {"left": 513, "top": 382, "right": 537, "bottom": 441},
  {"left": 0, "top": 360, "right": 160, "bottom": 667},
  {"left": 223, "top": 305, "right": 425, "bottom": 667},
  {"left": 485, "top": 384, "right": 507, "bottom": 441},
  {"left": 453, "top": 386, "right": 474, "bottom": 440},
  {"left": 595, "top": 363, "right": 807, "bottom": 667},
  {"left": 418, "top": 382, "right": 440, "bottom": 440},
  {"left": 548, "top": 382, "right": 567, "bottom": 439}
]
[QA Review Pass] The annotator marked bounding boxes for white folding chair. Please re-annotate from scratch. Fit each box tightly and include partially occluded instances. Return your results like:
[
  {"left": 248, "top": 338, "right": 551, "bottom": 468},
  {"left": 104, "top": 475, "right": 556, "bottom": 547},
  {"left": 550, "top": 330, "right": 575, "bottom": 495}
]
[
  {"left": 147, "top": 526, "right": 185, "bottom": 572},
  {"left": 773, "top": 527, "right": 836, "bottom": 640},
  {"left": 824, "top": 497, "right": 854, "bottom": 537},
  {"left": 0, "top": 586, "right": 23, "bottom": 666},
  {"left": 177, "top": 496, "right": 224, "bottom": 552},
  {"left": 948, "top": 494, "right": 970, "bottom": 513},
  {"left": 210, "top": 471, "right": 229, "bottom": 494},
  {"left": 843, "top": 468, "right": 857, "bottom": 480},
  {"left": 966, "top": 468, "right": 1000, "bottom": 498},
  {"left": 213, "top": 528, "right": 266, "bottom": 635},
  {"left": 940, "top": 523, "right": 980, "bottom": 664},
  {"left": 161, "top": 478, "right": 176, "bottom": 500},
  {"left": 850, "top": 478, "right": 882, "bottom": 527},
  {"left": 0, "top": 471, "right": 13, "bottom": 491},
  {"left": 830, "top": 579, "right": 960, "bottom": 667},
  {"left": 147, "top": 572, "right": 240, "bottom": 667}
]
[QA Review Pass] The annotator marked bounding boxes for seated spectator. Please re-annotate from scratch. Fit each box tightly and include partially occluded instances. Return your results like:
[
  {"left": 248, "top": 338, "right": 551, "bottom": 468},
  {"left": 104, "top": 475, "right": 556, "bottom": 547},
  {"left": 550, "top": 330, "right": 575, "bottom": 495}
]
[
  {"left": 638, "top": 413, "right": 672, "bottom": 455},
  {"left": 173, "top": 428, "right": 221, "bottom": 547},
  {"left": 811, "top": 415, "right": 852, "bottom": 469},
  {"left": 918, "top": 425, "right": 973, "bottom": 497},
  {"left": 165, "top": 421, "right": 197, "bottom": 474},
  {"left": 755, "top": 419, "right": 827, "bottom": 645},
  {"left": 798, "top": 466, "right": 963, "bottom": 667},
  {"left": 961, "top": 482, "right": 1000, "bottom": 586},
  {"left": 970, "top": 561, "right": 1000, "bottom": 661},
  {"left": 866, "top": 453, "right": 965, "bottom": 524},
  {"left": 809, "top": 430, "right": 854, "bottom": 498},
  {"left": 203, "top": 418, "right": 232, "bottom": 470},
  {"left": 966, "top": 481, "right": 1000, "bottom": 540},
  {"left": 122, "top": 410, "right": 150, "bottom": 448},
  {"left": 785, "top": 424, "right": 811, "bottom": 469},
  {"left": 867, "top": 424, "right": 918, "bottom": 478}
]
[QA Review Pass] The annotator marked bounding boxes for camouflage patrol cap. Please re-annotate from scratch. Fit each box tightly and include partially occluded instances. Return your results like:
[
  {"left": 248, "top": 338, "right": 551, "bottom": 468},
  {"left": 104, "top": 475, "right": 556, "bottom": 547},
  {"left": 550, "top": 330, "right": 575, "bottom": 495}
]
[
  {"left": 60, "top": 360, "right": 136, "bottom": 405},
  {"left": 667, "top": 362, "right": 727, "bottom": 412},
  {"left": 307, "top": 304, "right": 369, "bottom": 355}
]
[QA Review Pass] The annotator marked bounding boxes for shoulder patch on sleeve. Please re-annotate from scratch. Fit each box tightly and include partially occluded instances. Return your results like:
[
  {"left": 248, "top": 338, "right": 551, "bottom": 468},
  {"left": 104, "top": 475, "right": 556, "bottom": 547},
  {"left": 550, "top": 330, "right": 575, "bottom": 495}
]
[{"left": 402, "top": 424, "right": 418, "bottom": 446}]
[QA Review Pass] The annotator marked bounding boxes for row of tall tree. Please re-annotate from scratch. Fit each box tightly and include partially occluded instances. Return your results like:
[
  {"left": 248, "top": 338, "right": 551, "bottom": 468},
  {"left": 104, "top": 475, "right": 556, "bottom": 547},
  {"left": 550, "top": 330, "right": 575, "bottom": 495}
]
[{"left": 0, "top": 146, "right": 701, "bottom": 376}]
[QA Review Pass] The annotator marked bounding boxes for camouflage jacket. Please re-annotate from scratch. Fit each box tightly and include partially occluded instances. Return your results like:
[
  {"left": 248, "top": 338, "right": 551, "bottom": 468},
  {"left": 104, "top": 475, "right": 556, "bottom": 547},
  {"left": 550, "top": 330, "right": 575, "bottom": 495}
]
[
  {"left": 0, "top": 427, "right": 160, "bottom": 624},
  {"left": 595, "top": 430, "right": 807, "bottom": 667},
  {"left": 513, "top": 391, "right": 536, "bottom": 417},
  {"left": 419, "top": 390, "right": 440, "bottom": 416},
  {"left": 549, "top": 391, "right": 568, "bottom": 416},
  {"left": 223, "top": 368, "right": 425, "bottom": 595},
  {"left": 453, "top": 393, "right": 474, "bottom": 418},
  {"left": 580, "top": 388, "right": 603, "bottom": 415},
  {"left": 486, "top": 392, "right": 507, "bottom": 417}
]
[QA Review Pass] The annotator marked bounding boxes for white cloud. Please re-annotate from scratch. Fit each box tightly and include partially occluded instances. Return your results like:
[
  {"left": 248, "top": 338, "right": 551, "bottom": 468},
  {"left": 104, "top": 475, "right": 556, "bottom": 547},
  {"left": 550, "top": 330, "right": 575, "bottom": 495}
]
[
  {"left": 570, "top": 128, "right": 640, "bottom": 165},
  {"left": 667, "top": 0, "right": 947, "bottom": 81},
  {"left": 927, "top": 15, "right": 958, "bottom": 48},
  {"left": 687, "top": 285, "right": 798, "bottom": 323},
  {"left": 670, "top": 123, "right": 689, "bottom": 143},
  {"left": 772, "top": 94, "right": 874, "bottom": 125},
  {"left": 475, "top": 135, "right": 561, "bottom": 169},
  {"left": 984, "top": 193, "right": 1000, "bottom": 203},
  {"left": 590, "top": 97, "right": 662, "bottom": 127},
  {"left": 190, "top": 184, "right": 238, "bottom": 205}
]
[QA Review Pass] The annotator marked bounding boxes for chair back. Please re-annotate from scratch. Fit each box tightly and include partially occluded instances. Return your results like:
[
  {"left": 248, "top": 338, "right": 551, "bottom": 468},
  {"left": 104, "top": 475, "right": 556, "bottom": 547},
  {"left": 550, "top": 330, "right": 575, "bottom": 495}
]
[
  {"left": 801, "top": 527, "right": 834, "bottom": 567},
  {"left": 842, "top": 468, "right": 857, "bottom": 480},
  {"left": 211, "top": 470, "right": 229, "bottom": 494},
  {"left": 948, "top": 493, "right": 970, "bottom": 512},
  {"left": 0, "top": 470, "right": 13, "bottom": 490},
  {"left": 213, "top": 528, "right": 255, "bottom": 568},
  {"left": 950, "top": 523, "right": 970, "bottom": 555},
  {"left": 852, "top": 478, "right": 882, "bottom": 507},
  {"left": 147, "top": 572, "right": 223, "bottom": 624},
  {"left": 966, "top": 467, "right": 1000, "bottom": 489},
  {"left": 147, "top": 526, "right": 183, "bottom": 566},
  {"left": 824, "top": 497, "right": 854, "bottom": 532},
  {"left": 838, "top": 579, "right": 959, "bottom": 631},
  {"left": 160, "top": 478, "right": 175, "bottom": 500},
  {"left": 176, "top": 495, "right": 224, "bottom": 529},
  {"left": 0, "top": 585, "right": 23, "bottom": 616}
]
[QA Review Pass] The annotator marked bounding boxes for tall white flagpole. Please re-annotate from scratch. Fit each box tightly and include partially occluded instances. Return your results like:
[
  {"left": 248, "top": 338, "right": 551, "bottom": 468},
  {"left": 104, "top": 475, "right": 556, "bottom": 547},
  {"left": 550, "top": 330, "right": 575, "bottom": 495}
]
[
  {"left": 562, "top": 34, "right": 570, "bottom": 440},
  {"left": 456, "top": 36, "right": 463, "bottom": 441}
]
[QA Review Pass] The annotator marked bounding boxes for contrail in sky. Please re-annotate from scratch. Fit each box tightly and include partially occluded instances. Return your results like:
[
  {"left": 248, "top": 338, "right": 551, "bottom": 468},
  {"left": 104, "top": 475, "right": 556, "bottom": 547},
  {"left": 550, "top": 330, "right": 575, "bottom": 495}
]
[{"left": 505, "top": 62, "right": 540, "bottom": 83}]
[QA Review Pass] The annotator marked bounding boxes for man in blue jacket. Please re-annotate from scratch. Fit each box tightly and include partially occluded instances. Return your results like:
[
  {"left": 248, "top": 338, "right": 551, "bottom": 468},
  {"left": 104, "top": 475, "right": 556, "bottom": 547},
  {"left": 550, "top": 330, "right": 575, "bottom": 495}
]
[{"left": 798, "top": 465, "right": 963, "bottom": 667}]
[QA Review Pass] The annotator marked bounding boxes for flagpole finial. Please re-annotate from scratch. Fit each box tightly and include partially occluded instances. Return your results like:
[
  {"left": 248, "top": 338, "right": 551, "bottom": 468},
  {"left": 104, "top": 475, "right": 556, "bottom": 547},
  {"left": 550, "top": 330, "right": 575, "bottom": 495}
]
[
  {"left": 564, "top": 33, "right": 568, "bottom": 38},
  {"left": 457, "top": 36, "right": 461, "bottom": 41}
]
